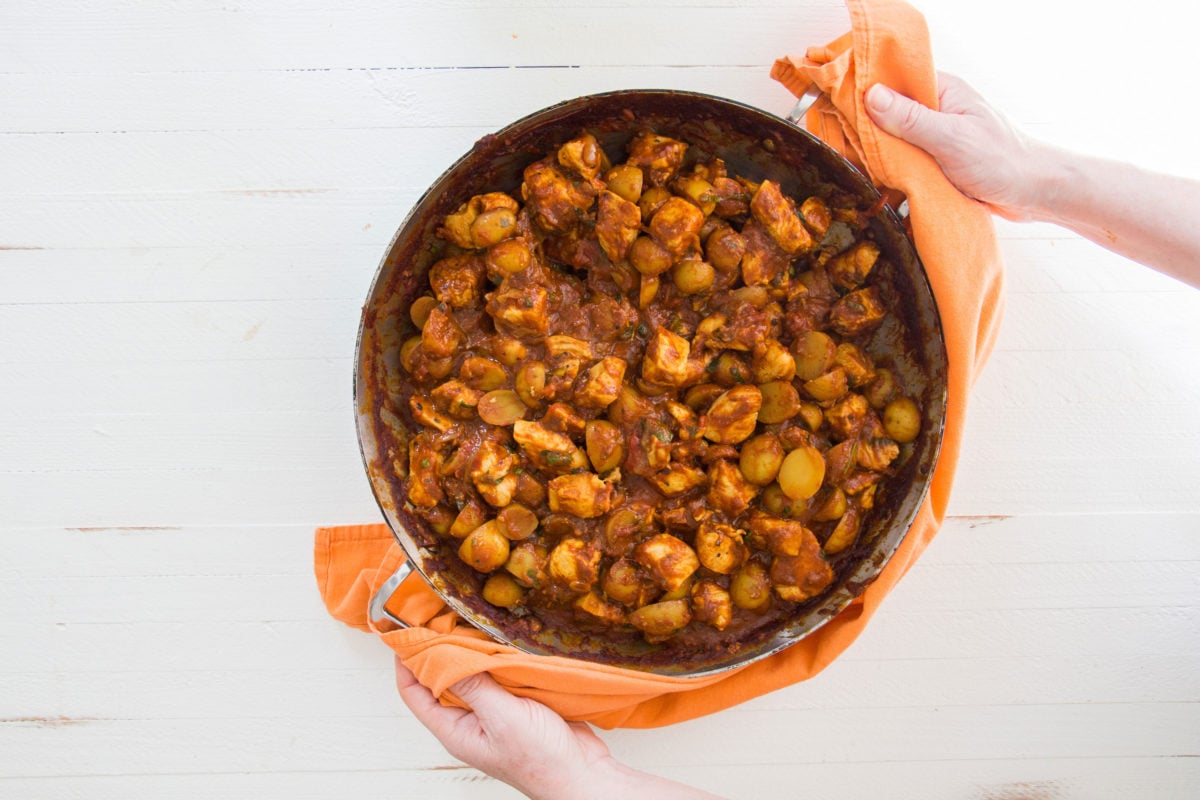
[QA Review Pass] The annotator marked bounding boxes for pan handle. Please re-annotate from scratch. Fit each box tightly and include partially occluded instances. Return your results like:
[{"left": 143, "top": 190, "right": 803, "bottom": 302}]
[
  {"left": 785, "top": 85, "right": 824, "bottom": 129},
  {"left": 368, "top": 560, "right": 416, "bottom": 632}
]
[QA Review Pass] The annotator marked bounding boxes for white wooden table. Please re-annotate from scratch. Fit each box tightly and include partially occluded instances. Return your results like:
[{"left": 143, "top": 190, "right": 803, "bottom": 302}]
[{"left": 3, "top": 2, "right": 1198, "bottom": 797}]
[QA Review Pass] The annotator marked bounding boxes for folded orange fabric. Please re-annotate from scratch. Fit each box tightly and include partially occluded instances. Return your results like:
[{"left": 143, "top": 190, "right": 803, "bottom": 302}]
[{"left": 315, "top": 0, "right": 1005, "bottom": 730}]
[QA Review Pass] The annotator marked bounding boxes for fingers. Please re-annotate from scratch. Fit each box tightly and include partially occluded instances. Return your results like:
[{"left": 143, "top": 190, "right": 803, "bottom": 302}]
[
  {"left": 449, "top": 670, "right": 527, "bottom": 725},
  {"left": 394, "top": 656, "right": 468, "bottom": 738},
  {"left": 934, "top": 71, "right": 986, "bottom": 113},
  {"left": 865, "top": 83, "right": 947, "bottom": 154}
]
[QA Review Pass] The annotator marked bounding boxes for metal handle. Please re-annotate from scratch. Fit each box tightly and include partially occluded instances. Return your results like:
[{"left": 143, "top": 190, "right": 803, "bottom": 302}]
[
  {"left": 368, "top": 559, "right": 415, "bottom": 632},
  {"left": 785, "top": 85, "right": 824, "bottom": 128}
]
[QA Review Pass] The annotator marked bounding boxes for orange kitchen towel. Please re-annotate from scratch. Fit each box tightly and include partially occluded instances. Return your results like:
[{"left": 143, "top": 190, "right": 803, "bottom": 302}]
[{"left": 315, "top": 0, "right": 1005, "bottom": 730}]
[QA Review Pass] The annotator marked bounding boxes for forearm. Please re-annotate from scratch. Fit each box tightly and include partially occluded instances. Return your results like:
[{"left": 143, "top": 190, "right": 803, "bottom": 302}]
[
  {"left": 1025, "top": 144, "right": 1200, "bottom": 288},
  {"left": 533, "top": 755, "right": 729, "bottom": 800}
]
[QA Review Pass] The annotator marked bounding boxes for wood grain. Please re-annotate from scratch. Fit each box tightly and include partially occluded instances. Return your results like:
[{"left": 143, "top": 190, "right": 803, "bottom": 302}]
[{"left": 2, "top": 0, "right": 1198, "bottom": 796}]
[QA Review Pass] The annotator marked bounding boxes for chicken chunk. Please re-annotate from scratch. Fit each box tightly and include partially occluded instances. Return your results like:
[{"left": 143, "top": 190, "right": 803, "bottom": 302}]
[
  {"left": 829, "top": 287, "right": 887, "bottom": 336},
  {"left": 648, "top": 197, "right": 705, "bottom": 258},
  {"left": 641, "top": 328, "right": 693, "bottom": 387},
  {"left": 634, "top": 533, "right": 700, "bottom": 592},
  {"left": 739, "top": 220, "right": 792, "bottom": 288},
  {"left": 574, "top": 590, "right": 627, "bottom": 624},
  {"left": 827, "top": 240, "right": 880, "bottom": 290},
  {"left": 706, "top": 459, "right": 759, "bottom": 517},
  {"left": 407, "top": 433, "right": 444, "bottom": 508},
  {"left": 701, "top": 386, "right": 763, "bottom": 444},
  {"left": 575, "top": 356, "right": 628, "bottom": 409},
  {"left": 548, "top": 537, "right": 602, "bottom": 593},
  {"left": 825, "top": 393, "right": 870, "bottom": 441},
  {"left": 557, "top": 133, "right": 604, "bottom": 181},
  {"left": 409, "top": 394, "right": 455, "bottom": 433},
  {"left": 595, "top": 190, "right": 641, "bottom": 263},
  {"left": 691, "top": 580, "right": 733, "bottom": 631},
  {"left": 522, "top": 159, "right": 597, "bottom": 232},
  {"left": 747, "top": 513, "right": 813, "bottom": 557},
  {"left": 428, "top": 254, "right": 487, "bottom": 309},
  {"left": 694, "top": 521, "right": 748, "bottom": 575},
  {"left": 486, "top": 284, "right": 550, "bottom": 339},
  {"left": 770, "top": 529, "right": 834, "bottom": 603},
  {"left": 799, "top": 196, "right": 832, "bottom": 238},
  {"left": 648, "top": 462, "right": 709, "bottom": 497},
  {"left": 625, "top": 132, "right": 688, "bottom": 187},
  {"left": 750, "top": 180, "right": 814, "bottom": 255},
  {"left": 420, "top": 305, "right": 464, "bottom": 359},
  {"left": 469, "top": 440, "right": 518, "bottom": 508},
  {"left": 548, "top": 473, "right": 614, "bottom": 519},
  {"left": 430, "top": 379, "right": 481, "bottom": 420},
  {"left": 512, "top": 419, "right": 589, "bottom": 473}
]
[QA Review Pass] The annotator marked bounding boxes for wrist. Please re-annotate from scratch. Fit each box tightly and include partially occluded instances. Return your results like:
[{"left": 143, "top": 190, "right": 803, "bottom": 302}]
[{"left": 1018, "top": 140, "right": 1082, "bottom": 224}]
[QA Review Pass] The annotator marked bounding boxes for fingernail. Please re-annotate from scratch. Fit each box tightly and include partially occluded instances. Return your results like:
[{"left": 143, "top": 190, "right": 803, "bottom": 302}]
[{"left": 867, "top": 84, "right": 894, "bottom": 113}]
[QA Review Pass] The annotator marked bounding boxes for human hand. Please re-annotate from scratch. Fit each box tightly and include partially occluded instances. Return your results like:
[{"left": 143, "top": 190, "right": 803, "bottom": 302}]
[
  {"left": 395, "top": 657, "right": 613, "bottom": 799},
  {"left": 864, "top": 72, "right": 1054, "bottom": 220}
]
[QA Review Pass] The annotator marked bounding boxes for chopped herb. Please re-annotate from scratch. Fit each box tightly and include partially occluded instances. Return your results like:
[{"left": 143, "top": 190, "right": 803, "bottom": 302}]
[
  {"left": 542, "top": 450, "right": 573, "bottom": 466},
  {"left": 636, "top": 323, "right": 648, "bottom": 337},
  {"left": 653, "top": 428, "right": 674, "bottom": 444},
  {"left": 420, "top": 458, "right": 431, "bottom": 469}
]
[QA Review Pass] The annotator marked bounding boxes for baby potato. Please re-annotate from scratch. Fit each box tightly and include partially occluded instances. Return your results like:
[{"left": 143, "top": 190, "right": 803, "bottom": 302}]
[
  {"left": 605, "top": 164, "right": 644, "bottom": 204},
  {"left": 757, "top": 380, "right": 802, "bottom": 424},
  {"left": 477, "top": 389, "right": 527, "bottom": 426},
  {"left": 802, "top": 367, "right": 849, "bottom": 402},
  {"left": 684, "top": 382, "right": 724, "bottom": 412},
  {"left": 739, "top": 433, "right": 784, "bottom": 486},
  {"left": 486, "top": 238, "right": 532, "bottom": 275},
  {"left": 629, "top": 235, "right": 673, "bottom": 276},
  {"left": 470, "top": 207, "right": 518, "bottom": 248},
  {"left": 864, "top": 367, "right": 898, "bottom": 410},
  {"left": 710, "top": 352, "right": 751, "bottom": 387},
  {"left": 823, "top": 505, "right": 861, "bottom": 554},
  {"left": 674, "top": 174, "right": 717, "bottom": 216},
  {"left": 504, "top": 541, "right": 549, "bottom": 588},
  {"left": 585, "top": 419, "right": 625, "bottom": 475},
  {"left": 638, "top": 186, "right": 673, "bottom": 221},
  {"left": 793, "top": 330, "right": 836, "bottom": 381},
  {"left": 491, "top": 336, "right": 528, "bottom": 367},
  {"left": 672, "top": 258, "right": 716, "bottom": 295},
  {"left": 778, "top": 444, "right": 826, "bottom": 501},
  {"left": 705, "top": 226, "right": 747, "bottom": 272},
  {"left": 458, "top": 520, "right": 511, "bottom": 573},
  {"left": 409, "top": 296, "right": 438, "bottom": 329},
  {"left": 399, "top": 335, "right": 423, "bottom": 373},
  {"left": 449, "top": 500, "right": 489, "bottom": 539},
  {"left": 482, "top": 573, "right": 525, "bottom": 608},
  {"left": 883, "top": 396, "right": 922, "bottom": 443},
  {"left": 497, "top": 503, "right": 539, "bottom": 540},
  {"left": 751, "top": 340, "right": 796, "bottom": 384},
  {"left": 459, "top": 356, "right": 508, "bottom": 391},
  {"left": 797, "top": 401, "right": 824, "bottom": 432},
  {"left": 602, "top": 558, "right": 658, "bottom": 608},
  {"left": 628, "top": 599, "right": 692, "bottom": 639},
  {"left": 730, "top": 561, "right": 772, "bottom": 612},
  {"left": 811, "top": 487, "right": 849, "bottom": 522},
  {"left": 515, "top": 361, "right": 547, "bottom": 408}
]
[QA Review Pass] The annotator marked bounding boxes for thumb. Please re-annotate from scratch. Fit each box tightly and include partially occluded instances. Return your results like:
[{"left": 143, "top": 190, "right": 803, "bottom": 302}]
[
  {"left": 450, "top": 671, "right": 523, "bottom": 720},
  {"left": 865, "top": 84, "right": 946, "bottom": 153}
]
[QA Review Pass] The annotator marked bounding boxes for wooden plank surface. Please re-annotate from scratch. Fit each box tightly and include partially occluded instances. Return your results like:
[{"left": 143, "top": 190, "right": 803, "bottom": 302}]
[{"left": 2, "top": 0, "right": 1198, "bottom": 797}]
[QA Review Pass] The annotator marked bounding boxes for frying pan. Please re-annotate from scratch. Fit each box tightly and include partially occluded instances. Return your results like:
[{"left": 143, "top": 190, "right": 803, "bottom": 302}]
[{"left": 354, "top": 89, "right": 947, "bottom": 676}]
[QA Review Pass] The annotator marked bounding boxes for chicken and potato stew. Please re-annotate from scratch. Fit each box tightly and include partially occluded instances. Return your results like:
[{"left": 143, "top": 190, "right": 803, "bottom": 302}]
[{"left": 386, "top": 129, "right": 921, "bottom": 646}]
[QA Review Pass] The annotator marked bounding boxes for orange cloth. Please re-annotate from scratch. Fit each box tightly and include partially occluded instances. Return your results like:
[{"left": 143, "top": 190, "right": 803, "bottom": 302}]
[{"left": 314, "top": 0, "right": 1005, "bottom": 730}]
